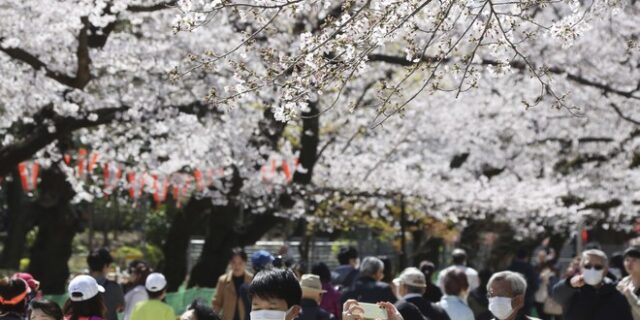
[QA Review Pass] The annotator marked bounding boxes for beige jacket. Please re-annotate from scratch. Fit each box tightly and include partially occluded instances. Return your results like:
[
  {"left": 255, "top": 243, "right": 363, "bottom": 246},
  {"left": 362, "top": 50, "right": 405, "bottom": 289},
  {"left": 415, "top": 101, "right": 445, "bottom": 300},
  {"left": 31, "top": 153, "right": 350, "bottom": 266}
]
[
  {"left": 618, "top": 276, "right": 640, "bottom": 320},
  {"left": 212, "top": 271, "right": 254, "bottom": 320}
]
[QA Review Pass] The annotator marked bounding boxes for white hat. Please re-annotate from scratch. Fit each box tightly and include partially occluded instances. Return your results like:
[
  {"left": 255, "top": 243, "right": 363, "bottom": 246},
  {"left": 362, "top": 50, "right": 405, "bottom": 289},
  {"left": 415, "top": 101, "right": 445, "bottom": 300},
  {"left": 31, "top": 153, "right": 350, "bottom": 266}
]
[
  {"left": 300, "top": 274, "right": 326, "bottom": 293},
  {"left": 145, "top": 273, "right": 167, "bottom": 292},
  {"left": 393, "top": 267, "right": 427, "bottom": 288},
  {"left": 68, "top": 275, "right": 105, "bottom": 301}
]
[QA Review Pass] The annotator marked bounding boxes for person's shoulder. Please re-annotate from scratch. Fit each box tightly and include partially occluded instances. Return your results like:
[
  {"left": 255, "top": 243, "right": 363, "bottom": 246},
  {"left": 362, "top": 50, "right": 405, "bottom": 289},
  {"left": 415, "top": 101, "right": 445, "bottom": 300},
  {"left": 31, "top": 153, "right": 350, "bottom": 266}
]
[
  {"left": 465, "top": 267, "right": 479, "bottom": 275},
  {"left": 218, "top": 272, "right": 232, "bottom": 282}
]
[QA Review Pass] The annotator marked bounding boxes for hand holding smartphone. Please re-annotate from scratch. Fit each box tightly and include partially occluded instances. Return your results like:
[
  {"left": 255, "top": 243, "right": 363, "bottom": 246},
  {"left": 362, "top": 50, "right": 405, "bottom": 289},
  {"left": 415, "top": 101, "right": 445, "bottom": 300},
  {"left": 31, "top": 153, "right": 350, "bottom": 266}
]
[{"left": 357, "top": 302, "right": 388, "bottom": 320}]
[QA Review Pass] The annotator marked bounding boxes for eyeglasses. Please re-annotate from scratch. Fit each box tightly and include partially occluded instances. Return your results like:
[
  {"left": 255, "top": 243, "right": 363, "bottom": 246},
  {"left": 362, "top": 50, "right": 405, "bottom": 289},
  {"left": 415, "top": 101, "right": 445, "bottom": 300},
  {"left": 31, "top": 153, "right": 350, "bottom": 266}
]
[{"left": 582, "top": 264, "right": 604, "bottom": 271}]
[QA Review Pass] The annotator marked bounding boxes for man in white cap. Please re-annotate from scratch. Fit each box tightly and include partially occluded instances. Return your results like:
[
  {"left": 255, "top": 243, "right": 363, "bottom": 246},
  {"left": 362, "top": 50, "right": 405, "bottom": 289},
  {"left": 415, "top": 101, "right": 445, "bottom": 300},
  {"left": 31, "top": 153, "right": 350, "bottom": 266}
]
[
  {"left": 130, "top": 273, "right": 176, "bottom": 320},
  {"left": 298, "top": 274, "right": 335, "bottom": 320},
  {"left": 437, "top": 249, "right": 480, "bottom": 292},
  {"left": 394, "top": 267, "right": 451, "bottom": 320}
]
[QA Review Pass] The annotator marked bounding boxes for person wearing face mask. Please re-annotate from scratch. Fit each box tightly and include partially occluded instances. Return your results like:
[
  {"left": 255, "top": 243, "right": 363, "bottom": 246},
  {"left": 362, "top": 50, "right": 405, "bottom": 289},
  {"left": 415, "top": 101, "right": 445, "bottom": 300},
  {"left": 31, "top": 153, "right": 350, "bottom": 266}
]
[
  {"left": 393, "top": 268, "right": 450, "bottom": 320},
  {"left": 617, "top": 246, "right": 640, "bottom": 320},
  {"left": 248, "top": 269, "right": 302, "bottom": 320},
  {"left": 551, "top": 249, "right": 632, "bottom": 320},
  {"left": 340, "top": 257, "right": 397, "bottom": 305},
  {"left": 437, "top": 269, "right": 474, "bottom": 320},
  {"left": 486, "top": 271, "right": 540, "bottom": 320}
]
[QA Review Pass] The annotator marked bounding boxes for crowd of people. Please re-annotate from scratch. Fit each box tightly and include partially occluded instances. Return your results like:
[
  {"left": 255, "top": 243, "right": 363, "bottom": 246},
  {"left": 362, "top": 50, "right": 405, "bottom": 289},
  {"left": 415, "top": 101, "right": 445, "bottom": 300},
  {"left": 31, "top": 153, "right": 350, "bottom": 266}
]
[{"left": 1, "top": 244, "right": 639, "bottom": 320}]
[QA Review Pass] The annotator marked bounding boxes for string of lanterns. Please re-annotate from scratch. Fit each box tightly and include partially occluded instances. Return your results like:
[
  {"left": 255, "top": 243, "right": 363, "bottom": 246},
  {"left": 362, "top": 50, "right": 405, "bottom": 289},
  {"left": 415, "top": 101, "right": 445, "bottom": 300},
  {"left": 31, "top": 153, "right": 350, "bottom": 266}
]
[{"left": 15, "top": 148, "right": 299, "bottom": 207}]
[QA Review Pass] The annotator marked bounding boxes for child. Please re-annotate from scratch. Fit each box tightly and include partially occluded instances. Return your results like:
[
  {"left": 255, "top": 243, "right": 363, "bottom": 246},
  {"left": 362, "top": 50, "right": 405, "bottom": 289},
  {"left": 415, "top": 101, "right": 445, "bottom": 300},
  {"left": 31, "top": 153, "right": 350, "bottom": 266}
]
[
  {"left": 130, "top": 273, "right": 175, "bottom": 320},
  {"left": 248, "top": 269, "right": 302, "bottom": 320}
]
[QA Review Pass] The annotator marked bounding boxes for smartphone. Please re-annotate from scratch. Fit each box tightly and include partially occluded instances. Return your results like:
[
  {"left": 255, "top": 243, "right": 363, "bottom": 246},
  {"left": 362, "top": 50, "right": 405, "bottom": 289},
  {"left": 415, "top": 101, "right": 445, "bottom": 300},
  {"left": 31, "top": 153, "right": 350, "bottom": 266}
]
[{"left": 358, "top": 302, "right": 388, "bottom": 320}]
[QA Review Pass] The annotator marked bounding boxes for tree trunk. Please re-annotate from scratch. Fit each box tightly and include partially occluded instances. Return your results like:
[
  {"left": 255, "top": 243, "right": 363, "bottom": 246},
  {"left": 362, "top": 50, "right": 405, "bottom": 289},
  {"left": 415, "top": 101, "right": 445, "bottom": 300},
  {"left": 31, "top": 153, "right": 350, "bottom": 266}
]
[
  {"left": 0, "top": 169, "right": 35, "bottom": 269},
  {"left": 188, "top": 206, "right": 286, "bottom": 288},
  {"left": 188, "top": 202, "right": 240, "bottom": 288},
  {"left": 161, "top": 197, "right": 209, "bottom": 292},
  {"left": 28, "top": 166, "right": 79, "bottom": 294}
]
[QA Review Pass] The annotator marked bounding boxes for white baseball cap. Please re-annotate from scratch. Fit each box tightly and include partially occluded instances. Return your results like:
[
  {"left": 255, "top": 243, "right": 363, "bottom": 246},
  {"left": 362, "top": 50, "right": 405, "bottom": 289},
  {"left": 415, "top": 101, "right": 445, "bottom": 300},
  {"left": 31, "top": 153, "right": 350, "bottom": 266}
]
[
  {"left": 68, "top": 275, "right": 105, "bottom": 301},
  {"left": 145, "top": 273, "right": 167, "bottom": 292},
  {"left": 393, "top": 267, "right": 427, "bottom": 288}
]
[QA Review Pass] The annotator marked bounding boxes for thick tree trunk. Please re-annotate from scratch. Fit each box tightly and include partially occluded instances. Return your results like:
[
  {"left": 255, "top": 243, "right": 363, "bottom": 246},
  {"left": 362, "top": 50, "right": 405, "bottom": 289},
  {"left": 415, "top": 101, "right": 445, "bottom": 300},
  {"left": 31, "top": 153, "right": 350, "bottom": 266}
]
[
  {"left": 161, "top": 197, "right": 209, "bottom": 292},
  {"left": 188, "top": 203, "right": 241, "bottom": 288},
  {"left": 0, "top": 169, "right": 35, "bottom": 269},
  {"left": 188, "top": 206, "right": 285, "bottom": 288},
  {"left": 28, "top": 166, "right": 79, "bottom": 294}
]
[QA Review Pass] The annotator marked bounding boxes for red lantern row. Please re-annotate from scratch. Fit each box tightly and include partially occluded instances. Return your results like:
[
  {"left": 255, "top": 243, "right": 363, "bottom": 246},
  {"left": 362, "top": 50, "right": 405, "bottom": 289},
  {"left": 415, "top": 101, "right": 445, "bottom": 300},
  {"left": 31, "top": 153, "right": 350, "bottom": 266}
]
[{"left": 13, "top": 149, "right": 299, "bottom": 206}]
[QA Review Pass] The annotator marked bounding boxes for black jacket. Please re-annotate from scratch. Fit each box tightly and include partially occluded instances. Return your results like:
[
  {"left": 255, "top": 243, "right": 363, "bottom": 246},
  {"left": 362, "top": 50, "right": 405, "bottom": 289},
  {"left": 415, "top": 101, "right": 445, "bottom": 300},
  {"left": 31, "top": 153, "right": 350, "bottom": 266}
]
[
  {"left": 423, "top": 284, "right": 443, "bottom": 304},
  {"left": 332, "top": 265, "right": 359, "bottom": 291},
  {"left": 551, "top": 278, "right": 633, "bottom": 320},
  {"left": 395, "top": 300, "right": 428, "bottom": 320},
  {"left": 298, "top": 299, "right": 335, "bottom": 320},
  {"left": 340, "top": 276, "right": 397, "bottom": 305},
  {"left": 404, "top": 295, "right": 450, "bottom": 320}
]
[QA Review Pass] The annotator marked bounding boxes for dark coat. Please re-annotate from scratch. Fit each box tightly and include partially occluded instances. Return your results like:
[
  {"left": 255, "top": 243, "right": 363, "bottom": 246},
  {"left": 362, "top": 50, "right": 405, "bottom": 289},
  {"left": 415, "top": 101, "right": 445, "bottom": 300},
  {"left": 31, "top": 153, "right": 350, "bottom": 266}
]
[
  {"left": 395, "top": 300, "right": 428, "bottom": 320},
  {"left": 552, "top": 278, "right": 633, "bottom": 320},
  {"left": 340, "top": 276, "right": 398, "bottom": 305},
  {"left": 422, "top": 284, "right": 443, "bottom": 304},
  {"left": 404, "top": 295, "right": 450, "bottom": 320},
  {"left": 298, "top": 299, "right": 335, "bottom": 320},
  {"left": 332, "top": 265, "right": 359, "bottom": 291}
]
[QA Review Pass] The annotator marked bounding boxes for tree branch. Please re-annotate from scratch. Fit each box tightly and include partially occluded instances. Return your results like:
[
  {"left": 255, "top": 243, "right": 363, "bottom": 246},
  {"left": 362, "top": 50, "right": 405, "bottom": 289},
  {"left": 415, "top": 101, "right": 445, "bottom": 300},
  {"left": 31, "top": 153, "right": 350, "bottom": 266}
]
[
  {"left": 608, "top": 103, "right": 640, "bottom": 126},
  {"left": 0, "top": 106, "right": 127, "bottom": 178},
  {"left": 1, "top": 17, "right": 92, "bottom": 89},
  {"left": 0, "top": 39, "right": 78, "bottom": 88},
  {"left": 127, "top": 1, "right": 177, "bottom": 12}
]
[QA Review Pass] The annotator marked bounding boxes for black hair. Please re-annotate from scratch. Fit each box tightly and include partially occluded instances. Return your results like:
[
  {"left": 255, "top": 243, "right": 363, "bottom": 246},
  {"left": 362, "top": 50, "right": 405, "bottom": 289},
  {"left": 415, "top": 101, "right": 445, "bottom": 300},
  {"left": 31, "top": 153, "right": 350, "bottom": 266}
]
[
  {"left": 231, "top": 248, "right": 248, "bottom": 262},
  {"left": 30, "top": 299, "right": 64, "bottom": 320},
  {"left": 147, "top": 288, "right": 166, "bottom": 299},
  {"left": 452, "top": 251, "right": 467, "bottom": 265},
  {"left": 128, "top": 260, "right": 151, "bottom": 287},
  {"left": 311, "top": 262, "right": 331, "bottom": 284},
  {"left": 87, "top": 248, "right": 114, "bottom": 272},
  {"left": 337, "top": 247, "right": 358, "bottom": 265},
  {"left": 610, "top": 252, "right": 628, "bottom": 278},
  {"left": 516, "top": 248, "right": 529, "bottom": 260},
  {"left": 419, "top": 260, "right": 436, "bottom": 278},
  {"left": 0, "top": 278, "right": 28, "bottom": 314},
  {"left": 249, "top": 269, "right": 301, "bottom": 308},
  {"left": 188, "top": 299, "right": 221, "bottom": 320},
  {"left": 62, "top": 294, "right": 106, "bottom": 320}
]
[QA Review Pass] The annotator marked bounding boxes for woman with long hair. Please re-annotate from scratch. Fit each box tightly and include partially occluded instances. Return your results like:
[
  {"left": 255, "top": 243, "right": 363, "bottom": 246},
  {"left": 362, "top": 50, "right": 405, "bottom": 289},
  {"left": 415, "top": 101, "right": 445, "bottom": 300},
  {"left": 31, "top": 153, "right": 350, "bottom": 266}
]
[{"left": 62, "top": 275, "right": 106, "bottom": 320}]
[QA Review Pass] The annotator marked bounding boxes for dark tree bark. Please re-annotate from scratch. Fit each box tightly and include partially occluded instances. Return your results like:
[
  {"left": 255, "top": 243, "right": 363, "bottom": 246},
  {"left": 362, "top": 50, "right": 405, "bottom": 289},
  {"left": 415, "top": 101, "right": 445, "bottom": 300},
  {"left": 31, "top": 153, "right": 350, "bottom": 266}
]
[
  {"left": 0, "top": 169, "right": 35, "bottom": 269},
  {"left": 293, "top": 100, "right": 320, "bottom": 184},
  {"left": 28, "top": 166, "right": 79, "bottom": 294},
  {"left": 187, "top": 204, "right": 285, "bottom": 287},
  {"left": 161, "top": 197, "right": 211, "bottom": 292}
]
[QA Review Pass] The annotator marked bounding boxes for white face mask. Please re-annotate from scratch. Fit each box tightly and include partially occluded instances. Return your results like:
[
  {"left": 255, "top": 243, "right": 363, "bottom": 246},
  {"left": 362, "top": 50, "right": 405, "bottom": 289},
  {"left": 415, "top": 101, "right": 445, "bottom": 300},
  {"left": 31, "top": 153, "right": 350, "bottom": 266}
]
[
  {"left": 582, "top": 268, "right": 604, "bottom": 286},
  {"left": 488, "top": 297, "right": 513, "bottom": 320},
  {"left": 250, "top": 310, "right": 287, "bottom": 320}
]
